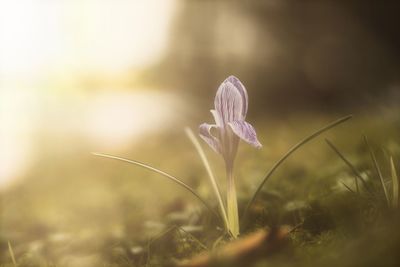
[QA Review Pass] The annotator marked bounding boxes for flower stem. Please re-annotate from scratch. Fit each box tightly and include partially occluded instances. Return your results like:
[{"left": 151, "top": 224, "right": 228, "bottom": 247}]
[{"left": 226, "top": 164, "right": 239, "bottom": 238}]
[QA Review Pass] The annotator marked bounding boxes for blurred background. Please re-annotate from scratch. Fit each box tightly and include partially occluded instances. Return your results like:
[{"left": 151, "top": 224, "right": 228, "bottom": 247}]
[{"left": 1, "top": 0, "right": 400, "bottom": 266}]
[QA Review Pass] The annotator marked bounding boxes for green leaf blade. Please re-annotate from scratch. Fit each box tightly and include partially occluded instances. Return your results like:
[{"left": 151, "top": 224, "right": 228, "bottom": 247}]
[
  {"left": 184, "top": 127, "right": 230, "bottom": 233},
  {"left": 364, "top": 136, "right": 390, "bottom": 207},
  {"left": 8, "top": 241, "right": 17, "bottom": 267},
  {"left": 92, "top": 152, "right": 221, "bottom": 222},
  {"left": 390, "top": 157, "right": 399, "bottom": 208}
]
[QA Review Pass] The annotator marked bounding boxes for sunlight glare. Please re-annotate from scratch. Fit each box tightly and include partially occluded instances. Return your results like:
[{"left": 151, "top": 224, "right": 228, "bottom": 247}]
[
  {"left": 0, "top": 0, "right": 176, "bottom": 77},
  {"left": 84, "top": 90, "right": 181, "bottom": 149},
  {"left": 0, "top": 0, "right": 178, "bottom": 189}
]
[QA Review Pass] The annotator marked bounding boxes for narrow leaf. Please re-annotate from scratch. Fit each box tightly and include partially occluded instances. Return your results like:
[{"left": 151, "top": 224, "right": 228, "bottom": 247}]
[
  {"left": 177, "top": 226, "right": 209, "bottom": 251},
  {"left": 242, "top": 115, "right": 353, "bottom": 223},
  {"left": 364, "top": 136, "right": 390, "bottom": 207},
  {"left": 92, "top": 152, "right": 221, "bottom": 222},
  {"left": 355, "top": 174, "right": 360, "bottom": 194},
  {"left": 146, "top": 225, "right": 177, "bottom": 265},
  {"left": 325, "top": 139, "right": 372, "bottom": 194},
  {"left": 341, "top": 181, "right": 356, "bottom": 194},
  {"left": 390, "top": 156, "right": 399, "bottom": 208},
  {"left": 185, "top": 128, "right": 230, "bottom": 232},
  {"left": 8, "top": 241, "right": 17, "bottom": 267}
]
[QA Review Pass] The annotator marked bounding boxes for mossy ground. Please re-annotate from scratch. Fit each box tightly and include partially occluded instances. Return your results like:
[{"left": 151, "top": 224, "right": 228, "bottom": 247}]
[{"left": 1, "top": 109, "right": 399, "bottom": 267}]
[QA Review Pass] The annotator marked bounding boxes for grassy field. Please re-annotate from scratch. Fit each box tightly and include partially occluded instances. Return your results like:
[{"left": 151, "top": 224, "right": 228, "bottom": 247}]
[{"left": 1, "top": 108, "right": 400, "bottom": 267}]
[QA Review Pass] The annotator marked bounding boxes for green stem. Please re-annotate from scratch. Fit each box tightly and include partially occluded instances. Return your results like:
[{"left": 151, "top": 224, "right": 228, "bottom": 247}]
[{"left": 226, "top": 164, "right": 239, "bottom": 238}]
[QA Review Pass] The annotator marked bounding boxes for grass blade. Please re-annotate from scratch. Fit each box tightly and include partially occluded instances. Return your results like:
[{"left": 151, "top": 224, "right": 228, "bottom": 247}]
[
  {"left": 92, "top": 152, "right": 221, "bottom": 222},
  {"left": 241, "top": 115, "right": 353, "bottom": 223},
  {"left": 177, "top": 226, "right": 209, "bottom": 251},
  {"left": 325, "top": 139, "right": 372, "bottom": 194},
  {"left": 390, "top": 156, "right": 398, "bottom": 208},
  {"left": 185, "top": 127, "right": 230, "bottom": 232},
  {"left": 145, "top": 225, "right": 208, "bottom": 266},
  {"left": 355, "top": 174, "right": 360, "bottom": 193},
  {"left": 146, "top": 225, "right": 177, "bottom": 267},
  {"left": 341, "top": 181, "right": 356, "bottom": 194},
  {"left": 364, "top": 136, "right": 390, "bottom": 207},
  {"left": 8, "top": 241, "right": 17, "bottom": 267}
]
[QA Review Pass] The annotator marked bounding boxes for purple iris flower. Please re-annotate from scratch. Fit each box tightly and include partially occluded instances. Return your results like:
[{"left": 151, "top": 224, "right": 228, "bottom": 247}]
[
  {"left": 199, "top": 75, "right": 261, "bottom": 238},
  {"left": 199, "top": 75, "right": 262, "bottom": 166}
]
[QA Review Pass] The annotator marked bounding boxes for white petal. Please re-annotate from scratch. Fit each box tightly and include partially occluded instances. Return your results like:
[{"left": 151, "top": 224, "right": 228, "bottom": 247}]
[
  {"left": 199, "top": 123, "right": 221, "bottom": 154},
  {"left": 210, "top": 109, "right": 223, "bottom": 128},
  {"left": 228, "top": 120, "right": 262, "bottom": 148}
]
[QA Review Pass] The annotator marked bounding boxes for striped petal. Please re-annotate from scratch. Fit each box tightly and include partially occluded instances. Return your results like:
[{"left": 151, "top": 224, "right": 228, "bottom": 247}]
[
  {"left": 199, "top": 123, "right": 221, "bottom": 154},
  {"left": 214, "top": 80, "right": 244, "bottom": 125},
  {"left": 229, "top": 120, "right": 262, "bottom": 148},
  {"left": 225, "top": 75, "right": 248, "bottom": 117}
]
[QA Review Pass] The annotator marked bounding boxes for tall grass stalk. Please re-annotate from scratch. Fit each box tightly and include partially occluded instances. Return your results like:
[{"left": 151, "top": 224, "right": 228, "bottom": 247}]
[
  {"left": 185, "top": 127, "right": 230, "bottom": 234},
  {"left": 8, "top": 241, "right": 17, "bottom": 267},
  {"left": 390, "top": 157, "right": 399, "bottom": 208},
  {"left": 364, "top": 136, "right": 391, "bottom": 207},
  {"left": 325, "top": 139, "right": 372, "bottom": 194}
]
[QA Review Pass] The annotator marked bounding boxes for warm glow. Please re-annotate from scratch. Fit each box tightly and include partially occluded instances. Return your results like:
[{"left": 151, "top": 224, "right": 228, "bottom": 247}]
[
  {"left": 0, "top": 88, "right": 36, "bottom": 188},
  {"left": 0, "top": 0, "right": 178, "bottom": 188},
  {"left": 84, "top": 90, "right": 180, "bottom": 149},
  {"left": 0, "top": 0, "right": 176, "bottom": 77}
]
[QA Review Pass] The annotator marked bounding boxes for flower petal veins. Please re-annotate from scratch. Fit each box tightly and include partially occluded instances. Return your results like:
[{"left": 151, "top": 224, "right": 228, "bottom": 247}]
[
  {"left": 225, "top": 75, "right": 248, "bottom": 117},
  {"left": 214, "top": 81, "right": 244, "bottom": 125},
  {"left": 228, "top": 120, "right": 262, "bottom": 148},
  {"left": 200, "top": 76, "right": 261, "bottom": 155}
]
